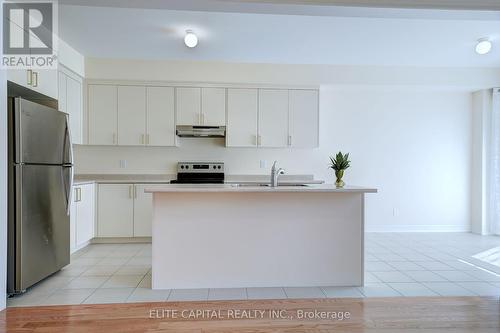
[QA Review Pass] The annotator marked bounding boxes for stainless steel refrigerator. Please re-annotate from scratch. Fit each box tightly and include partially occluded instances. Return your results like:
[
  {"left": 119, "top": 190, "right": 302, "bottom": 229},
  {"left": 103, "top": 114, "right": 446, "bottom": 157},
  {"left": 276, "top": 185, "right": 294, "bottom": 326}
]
[{"left": 7, "top": 96, "right": 73, "bottom": 294}]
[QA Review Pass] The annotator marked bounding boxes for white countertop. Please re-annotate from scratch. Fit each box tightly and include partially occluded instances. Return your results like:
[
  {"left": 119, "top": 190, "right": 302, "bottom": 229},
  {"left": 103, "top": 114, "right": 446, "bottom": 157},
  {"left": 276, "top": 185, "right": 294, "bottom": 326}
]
[
  {"left": 144, "top": 184, "right": 377, "bottom": 193},
  {"left": 73, "top": 174, "right": 325, "bottom": 186}
]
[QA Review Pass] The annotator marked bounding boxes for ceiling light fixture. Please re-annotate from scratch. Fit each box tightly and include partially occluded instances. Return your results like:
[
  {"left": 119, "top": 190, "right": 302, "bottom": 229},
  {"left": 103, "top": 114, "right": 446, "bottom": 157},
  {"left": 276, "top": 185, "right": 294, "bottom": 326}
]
[
  {"left": 475, "top": 38, "right": 492, "bottom": 55},
  {"left": 184, "top": 30, "right": 198, "bottom": 48}
]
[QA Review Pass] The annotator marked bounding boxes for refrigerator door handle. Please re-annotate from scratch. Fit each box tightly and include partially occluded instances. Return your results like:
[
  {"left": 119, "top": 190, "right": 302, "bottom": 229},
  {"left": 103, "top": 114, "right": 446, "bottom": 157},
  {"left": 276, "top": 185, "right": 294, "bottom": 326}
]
[
  {"left": 64, "top": 114, "right": 74, "bottom": 165},
  {"left": 66, "top": 166, "right": 74, "bottom": 216}
]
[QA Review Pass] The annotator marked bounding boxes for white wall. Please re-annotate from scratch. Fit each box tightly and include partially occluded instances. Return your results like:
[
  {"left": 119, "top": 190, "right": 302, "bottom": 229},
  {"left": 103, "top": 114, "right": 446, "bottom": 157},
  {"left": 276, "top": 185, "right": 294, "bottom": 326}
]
[
  {"left": 77, "top": 59, "right": 474, "bottom": 232},
  {"left": 471, "top": 90, "right": 492, "bottom": 234}
]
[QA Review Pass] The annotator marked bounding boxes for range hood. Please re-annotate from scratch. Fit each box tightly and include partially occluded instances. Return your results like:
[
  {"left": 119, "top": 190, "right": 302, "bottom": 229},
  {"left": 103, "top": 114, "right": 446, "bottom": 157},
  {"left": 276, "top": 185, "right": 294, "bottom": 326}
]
[{"left": 176, "top": 125, "right": 226, "bottom": 138}]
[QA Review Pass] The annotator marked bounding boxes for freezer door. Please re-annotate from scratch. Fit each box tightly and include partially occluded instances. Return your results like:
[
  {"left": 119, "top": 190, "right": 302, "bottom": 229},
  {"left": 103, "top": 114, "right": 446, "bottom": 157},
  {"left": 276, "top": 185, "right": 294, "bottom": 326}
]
[
  {"left": 13, "top": 164, "right": 70, "bottom": 291},
  {"left": 13, "top": 97, "right": 69, "bottom": 165}
]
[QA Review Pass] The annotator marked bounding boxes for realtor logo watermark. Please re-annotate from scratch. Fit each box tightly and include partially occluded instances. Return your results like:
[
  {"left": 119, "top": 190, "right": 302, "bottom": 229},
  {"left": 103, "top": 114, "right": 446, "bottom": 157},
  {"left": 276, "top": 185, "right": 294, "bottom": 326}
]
[{"left": 2, "top": 1, "right": 58, "bottom": 69}]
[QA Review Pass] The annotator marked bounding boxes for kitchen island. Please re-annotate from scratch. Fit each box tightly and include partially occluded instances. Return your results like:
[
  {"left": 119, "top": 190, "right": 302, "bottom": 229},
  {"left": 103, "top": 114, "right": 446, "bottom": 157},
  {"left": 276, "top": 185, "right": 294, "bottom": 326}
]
[{"left": 146, "top": 184, "right": 377, "bottom": 289}]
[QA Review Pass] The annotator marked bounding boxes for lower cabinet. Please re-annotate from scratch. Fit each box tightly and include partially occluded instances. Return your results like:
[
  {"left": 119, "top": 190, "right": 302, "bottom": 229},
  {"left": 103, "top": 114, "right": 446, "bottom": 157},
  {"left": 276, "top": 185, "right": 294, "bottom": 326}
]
[
  {"left": 70, "top": 183, "right": 95, "bottom": 253},
  {"left": 97, "top": 183, "right": 152, "bottom": 238},
  {"left": 133, "top": 184, "right": 153, "bottom": 237}
]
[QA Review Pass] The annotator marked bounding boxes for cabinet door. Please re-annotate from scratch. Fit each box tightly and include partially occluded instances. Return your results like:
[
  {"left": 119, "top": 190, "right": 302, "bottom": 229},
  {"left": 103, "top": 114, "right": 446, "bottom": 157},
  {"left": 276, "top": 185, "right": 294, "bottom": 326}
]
[
  {"left": 289, "top": 90, "right": 319, "bottom": 148},
  {"left": 69, "top": 189, "right": 77, "bottom": 253},
  {"left": 88, "top": 85, "right": 118, "bottom": 145},
  {"left": 201, "top": 88, "right": 226, "bottom": 126},
  {"left": 258, "top": 89, "right": 289, "bottom": 147},
  {"left": 66, "top": 76, "right": 83, "bottom": 144},
  {"left": 76, "top": 184, "right": 95, "bottom": 246},
  {"left": 146, "top": 87, "right": 175, "bottom": 146},
  {"left": 58, "top": 72, "right": 67, "bottom": 113},
  {"left": 97, "top": 184, "right": 134, "bottom": 237},
  {"left": 117, "top": 86, "right": 146, "bottom": 146},
  {"left": 133, "top": 184, "right": 152, "bottom": 237},
  {"left": 176, "top": 87, "right": 201, "bottom": 125},
  {"left": 7, "top": 69, "right": 31, "bottom": 88},
  {"left": 226, "top": 88, "right": 258, "bottom": 147},
  {"left": 34, "top": 69, "right": 58, "bottom": 99}
]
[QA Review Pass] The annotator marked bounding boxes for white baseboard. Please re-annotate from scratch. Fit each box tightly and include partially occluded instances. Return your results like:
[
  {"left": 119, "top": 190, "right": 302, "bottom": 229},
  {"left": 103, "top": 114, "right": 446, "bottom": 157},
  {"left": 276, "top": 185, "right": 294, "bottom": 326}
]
[
  {"left": 366, "top": 224, "right": 471, "bottom": 232},
  {"left": 91, "top": 237, "right": 152, "bottom": 244}
]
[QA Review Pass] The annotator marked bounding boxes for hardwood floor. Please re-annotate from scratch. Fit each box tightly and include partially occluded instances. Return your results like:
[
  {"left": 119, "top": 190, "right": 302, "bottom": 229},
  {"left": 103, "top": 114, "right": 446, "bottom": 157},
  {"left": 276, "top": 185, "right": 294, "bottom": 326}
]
[{"left": 1, "top": 297, "right": 500, "bottom": 332}]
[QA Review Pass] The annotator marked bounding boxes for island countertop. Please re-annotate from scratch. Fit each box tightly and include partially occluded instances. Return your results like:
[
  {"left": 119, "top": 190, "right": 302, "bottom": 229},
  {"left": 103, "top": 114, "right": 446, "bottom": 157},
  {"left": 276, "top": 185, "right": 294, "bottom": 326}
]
[{"left": 145, "top": 184, "right": 377, "bottom": 193}]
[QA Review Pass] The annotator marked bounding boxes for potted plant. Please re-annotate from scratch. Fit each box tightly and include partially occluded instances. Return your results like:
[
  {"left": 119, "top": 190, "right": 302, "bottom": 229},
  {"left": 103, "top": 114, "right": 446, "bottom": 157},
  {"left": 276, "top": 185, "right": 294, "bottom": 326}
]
[{"left": 329, "top": 152, "right": 351, "bottom": 187}]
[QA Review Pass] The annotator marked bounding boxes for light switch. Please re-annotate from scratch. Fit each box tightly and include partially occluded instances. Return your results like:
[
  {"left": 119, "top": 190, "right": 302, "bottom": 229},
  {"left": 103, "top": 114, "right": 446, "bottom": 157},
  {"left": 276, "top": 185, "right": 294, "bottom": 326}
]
[
  {"left": 260, "top": 160, "right": 267, "bottom": 169},
  {"left": 119, "top": 160, "right": 127, "bottom": 168}
]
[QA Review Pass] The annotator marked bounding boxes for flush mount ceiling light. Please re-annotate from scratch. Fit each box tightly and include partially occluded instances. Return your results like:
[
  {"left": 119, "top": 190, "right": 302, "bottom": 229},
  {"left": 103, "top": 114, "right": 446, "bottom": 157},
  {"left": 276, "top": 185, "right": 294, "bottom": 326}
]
[
  {"left": 184, "top": 30, "right": 198, "bottom": 48},
  {"left": 475, "top": 38, "right": 492, "bottom": 55}
]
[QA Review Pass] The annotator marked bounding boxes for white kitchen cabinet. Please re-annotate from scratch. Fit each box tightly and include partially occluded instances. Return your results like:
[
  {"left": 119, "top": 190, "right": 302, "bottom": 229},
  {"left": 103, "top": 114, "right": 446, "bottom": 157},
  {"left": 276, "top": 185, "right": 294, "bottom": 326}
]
[
  {"left": 258, "top": 89, "right": 289, "bottom": 147},
  {"left": 58, "top": 72, "right": 67, "bottom": 112},
  {"left": 59, "top": 70, "right": 83, "bottom": 144},
  {"left": 69, "top": 195, "right": 77, "bottom": 253},
  {"left": 176, "top": 87, "right": 201, "bottom": 125},
  {"left": 133, "top": 184, "right": 152, "bottom": 237},
  {"left": 201, "top": 88, "right": 226, "bottom": 126},
  {"left": 226, "top": 88, "right": 258, "bottom": 147},
  {"left": 118, "top": 86, "right": 146, "bottom": 146},
  {"left": 8, "top": 68, "right": 58, "bottom": 99},
  {"left": 146, "top": 87, "right": 175, "bottom": 146},
  {"left": 97, "top": 184, "right": 134, "bottom": 237},
  {"left": 289, "top": 90, "right": 319, "bottom": 148},
  {"left": 75, "top": 184, "right": 95, "bottom": 247},
  {"left": 66, "top": 76, "right": 83, "bottom": 144},
  {"left": 88, "top": 85, "right": 118, "bottom": 145},
  {"left": 70, "top": 183, "right": 95, "bottom": 253}
]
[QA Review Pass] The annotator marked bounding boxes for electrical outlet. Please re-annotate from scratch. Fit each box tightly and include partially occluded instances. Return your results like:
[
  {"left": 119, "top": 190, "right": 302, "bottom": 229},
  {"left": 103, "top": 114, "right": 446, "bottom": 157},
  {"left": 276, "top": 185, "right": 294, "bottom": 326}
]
[
  {"left": 119, "top": 160, "right": 127, "bottom": 168},
  {"left": 260, "top": 160, "right": 267, "bottom": 169}
]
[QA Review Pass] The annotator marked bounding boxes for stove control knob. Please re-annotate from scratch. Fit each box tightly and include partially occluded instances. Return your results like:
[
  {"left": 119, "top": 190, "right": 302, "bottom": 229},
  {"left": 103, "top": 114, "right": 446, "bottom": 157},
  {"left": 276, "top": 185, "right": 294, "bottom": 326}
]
[
  {"left": 180, "top": 165, "right": 184, "bottom": 169},
  {"left": 218, "top": 165, "right": 222, "bottom": 169}
]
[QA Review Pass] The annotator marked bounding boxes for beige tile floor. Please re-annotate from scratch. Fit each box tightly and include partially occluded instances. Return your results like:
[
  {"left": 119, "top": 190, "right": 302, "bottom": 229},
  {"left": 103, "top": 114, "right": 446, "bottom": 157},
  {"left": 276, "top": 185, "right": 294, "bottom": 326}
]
[{"left": 7, "top": 232, "right": 500, "bottom": 306}]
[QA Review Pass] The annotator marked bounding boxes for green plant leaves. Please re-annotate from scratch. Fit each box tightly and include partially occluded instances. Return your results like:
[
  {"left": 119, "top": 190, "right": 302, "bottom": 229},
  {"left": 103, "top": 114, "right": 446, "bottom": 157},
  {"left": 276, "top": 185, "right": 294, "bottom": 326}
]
[{"left": 329, "top": 151, "right": 351, "bottom": 171}]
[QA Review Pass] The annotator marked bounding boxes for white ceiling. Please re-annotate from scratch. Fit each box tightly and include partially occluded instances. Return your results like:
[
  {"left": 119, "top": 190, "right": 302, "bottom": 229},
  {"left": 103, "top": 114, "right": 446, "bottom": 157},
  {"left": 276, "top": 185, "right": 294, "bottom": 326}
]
[{"left": 59, "top": 3, "right": 500, "bottom": 67}]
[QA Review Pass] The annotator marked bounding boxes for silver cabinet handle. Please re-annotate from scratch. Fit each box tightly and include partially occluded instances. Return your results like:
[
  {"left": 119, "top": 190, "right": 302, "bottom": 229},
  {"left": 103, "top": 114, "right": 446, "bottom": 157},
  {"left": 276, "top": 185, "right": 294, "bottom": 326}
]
[
  {"left": 78, "top": 188, "right": 82, "bottom": 202},
  {"left": 74, "top": 188, "right": 79, "bottom": 202},
  {"left": 288, "top": 135, "right": 292, "bottom": 146},
  {"left": 27, "top": 69, "right": 33, "bottom": 86},
  {"left": 129, "top": 185, "right": 133, "bottom": 199},
  {"left": 146, "top": 134, "right": 150, "bottom": 145},
  {"left": 257, "top": 135, "right": 262, "bottom": 146},
  {"left": 141, "top": 134, "right": 145, "bottom": 145},
  {"left": 134, "top": 186, "right": 138, "bottom": 199},
  {"left": 32, "top": 71, "right": 38, "bottom": 87},
  {"left": 112, "top": 133, "right": 116, "bottom": 145}
]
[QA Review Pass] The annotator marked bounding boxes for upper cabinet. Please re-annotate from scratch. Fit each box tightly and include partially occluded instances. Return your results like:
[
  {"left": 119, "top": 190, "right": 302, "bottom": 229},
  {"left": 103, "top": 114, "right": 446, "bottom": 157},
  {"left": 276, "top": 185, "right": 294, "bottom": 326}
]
[
  {"left": 85, "top": 81, "right": 318, "bottom": 149},
  {"left": 59, "top": 69, "right": 83, "bottom": 144},
  {"left": 226, "top": 88, "right": 258, "bottom": 147},
  {"left": 201, "top": 88, "right": 226, "bottom": 126},
  {"left": 227, "top": 88, "right": 318, "bottom": 148},
  {"left": 117, "top": 86, "right": 146, "bottom": 146},
  {"left": 176, "top": 87, "right": 201, "bottom": 126},
  {"left": 147, "top": 87, "right": 175, "bottom": 146},
  {"left": 88, "top": 85, "right": 118, "bottom": 145},
  {"left": 8, "top": 68, "right": 58, "bottom": 99},
  {"left": 289, "top": 90, "right": 319, "bottom": 148},
  {"left": 87, "top": 84, "right": 176, "bottom": 146},
  {"left": 258, "top": 89, "right": 289, "bottom": 148},
  {"left": 177, "top": 87, "right": 226, "bottom": 126}
]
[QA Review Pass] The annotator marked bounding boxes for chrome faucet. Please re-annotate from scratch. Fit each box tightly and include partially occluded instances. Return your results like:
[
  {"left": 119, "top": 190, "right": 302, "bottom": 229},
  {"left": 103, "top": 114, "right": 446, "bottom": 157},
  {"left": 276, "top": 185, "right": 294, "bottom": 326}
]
[{"left": 270, "top": 161, "right": 285, "bottom": 187}]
